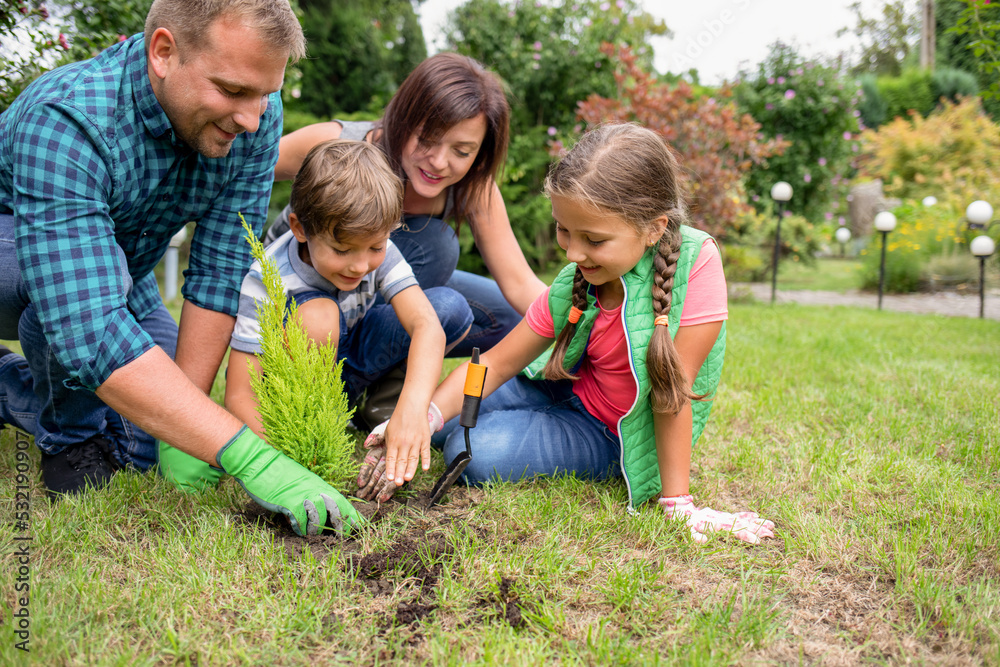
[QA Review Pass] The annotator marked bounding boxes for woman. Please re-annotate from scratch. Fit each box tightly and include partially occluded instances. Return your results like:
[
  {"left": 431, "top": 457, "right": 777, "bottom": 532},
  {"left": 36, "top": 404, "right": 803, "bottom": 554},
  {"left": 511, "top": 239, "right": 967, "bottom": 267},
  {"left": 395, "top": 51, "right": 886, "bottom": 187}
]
[{"left": 270, "top": 52, "right": 546, "bottom": 358}]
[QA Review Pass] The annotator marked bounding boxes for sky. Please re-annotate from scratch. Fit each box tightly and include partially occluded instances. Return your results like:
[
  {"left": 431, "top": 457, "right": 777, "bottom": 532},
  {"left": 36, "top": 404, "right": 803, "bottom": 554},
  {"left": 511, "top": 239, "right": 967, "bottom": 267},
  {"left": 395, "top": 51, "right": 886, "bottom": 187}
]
[{"left": 417, "top": 0, "right": 895, "bottom": 85}]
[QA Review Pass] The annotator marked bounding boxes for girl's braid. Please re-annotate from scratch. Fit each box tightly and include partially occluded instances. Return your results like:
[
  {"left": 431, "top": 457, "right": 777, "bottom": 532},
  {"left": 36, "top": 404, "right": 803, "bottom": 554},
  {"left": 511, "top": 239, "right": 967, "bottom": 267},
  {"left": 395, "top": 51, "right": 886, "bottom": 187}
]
[
  {"left": 647, "top": 221, "right": 699, "bottom": 415},
  {"left": 651, "top": 223, "right": 682, "bottom": 320},
  {"left": 543, "top": 266, "right": 590, "bottom": 381}
]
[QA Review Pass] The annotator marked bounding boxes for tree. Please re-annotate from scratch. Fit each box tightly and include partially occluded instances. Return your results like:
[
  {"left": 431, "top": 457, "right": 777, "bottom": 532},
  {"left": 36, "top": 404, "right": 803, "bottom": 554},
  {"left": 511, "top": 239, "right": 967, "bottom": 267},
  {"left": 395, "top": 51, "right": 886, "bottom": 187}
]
[
  {"left": 1, "top": 1, "right": 70, "bottom": 110},
  {"left": 576, "top": 43, "right": 784, "bottom": 238},
  {"left": 55, "top": 0, "right": 150, "bottom": 61},
  {"left": 940, "top": 0, "right": 1000, "bottom": 111},
  {"left": 838, "top": 0, "right": 922, "bottom": 76},
  {"left": 291, "top": 0, "right": 427, "bottom": 117},
  {"left": 445, "top": 0, "right": 666, "bottom": 132}
]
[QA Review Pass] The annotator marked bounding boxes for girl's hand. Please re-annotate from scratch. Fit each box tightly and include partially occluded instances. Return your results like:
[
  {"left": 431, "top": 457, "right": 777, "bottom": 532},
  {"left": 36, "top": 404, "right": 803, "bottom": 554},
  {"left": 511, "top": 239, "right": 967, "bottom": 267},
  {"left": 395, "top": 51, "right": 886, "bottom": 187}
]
[
  {"left": 356, "top": 404, "right": 443, "bottom": 502},
  {"left": 659, "top": 495, "right": 775, "bottom": 545}
]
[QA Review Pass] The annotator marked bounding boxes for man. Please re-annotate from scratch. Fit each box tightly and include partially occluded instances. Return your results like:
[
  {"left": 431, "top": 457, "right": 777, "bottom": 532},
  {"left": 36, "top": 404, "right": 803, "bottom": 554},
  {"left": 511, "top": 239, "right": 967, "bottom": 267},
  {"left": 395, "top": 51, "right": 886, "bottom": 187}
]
[{"left": 0, "top": 0, "right": 362, "bottom": 536}]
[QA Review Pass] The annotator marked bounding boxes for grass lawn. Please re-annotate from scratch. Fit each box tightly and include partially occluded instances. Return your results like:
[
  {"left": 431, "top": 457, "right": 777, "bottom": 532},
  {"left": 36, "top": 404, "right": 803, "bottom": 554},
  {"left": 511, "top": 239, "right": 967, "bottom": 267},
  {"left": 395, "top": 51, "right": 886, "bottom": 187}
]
[
  {"left": 1, "top": 302, "right": 998, "bottom": 665},
  {"left": 772, "top": 257, "right": 865, "bottom": 292}
]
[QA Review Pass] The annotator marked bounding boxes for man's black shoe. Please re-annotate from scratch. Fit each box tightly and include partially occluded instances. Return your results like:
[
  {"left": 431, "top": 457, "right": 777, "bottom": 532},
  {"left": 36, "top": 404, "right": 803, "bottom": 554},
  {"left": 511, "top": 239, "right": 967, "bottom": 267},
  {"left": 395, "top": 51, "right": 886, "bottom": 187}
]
[
  {"left": 42, "top": 436, "right": 120, "bottom": 499},
  {"left": 0, "top": 343, "right": 13, "bottom": 361}
]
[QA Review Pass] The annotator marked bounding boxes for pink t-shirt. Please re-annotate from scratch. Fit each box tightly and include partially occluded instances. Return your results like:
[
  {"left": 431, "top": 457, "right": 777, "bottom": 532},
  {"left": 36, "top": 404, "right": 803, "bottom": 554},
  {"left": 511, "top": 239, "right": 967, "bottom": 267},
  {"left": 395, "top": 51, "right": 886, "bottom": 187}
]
[{"left": 525, "top": 239, "right": 727, "bottom": 430}]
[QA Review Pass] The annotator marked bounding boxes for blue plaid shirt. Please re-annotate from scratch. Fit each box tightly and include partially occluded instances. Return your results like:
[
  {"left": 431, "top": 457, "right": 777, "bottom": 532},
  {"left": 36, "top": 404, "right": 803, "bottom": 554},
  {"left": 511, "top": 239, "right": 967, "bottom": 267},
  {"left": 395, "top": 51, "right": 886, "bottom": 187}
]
[{"left": 0, "top": 34, "right": 281, "bottom": 391}]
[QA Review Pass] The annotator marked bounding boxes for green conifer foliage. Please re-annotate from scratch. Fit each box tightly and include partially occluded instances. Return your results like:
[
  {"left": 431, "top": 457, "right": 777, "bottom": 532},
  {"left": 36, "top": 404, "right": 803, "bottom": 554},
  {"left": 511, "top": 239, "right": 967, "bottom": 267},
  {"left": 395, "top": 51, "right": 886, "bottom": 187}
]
[{"left": 239, "top": 214, "right": 359, "bottom": 491}]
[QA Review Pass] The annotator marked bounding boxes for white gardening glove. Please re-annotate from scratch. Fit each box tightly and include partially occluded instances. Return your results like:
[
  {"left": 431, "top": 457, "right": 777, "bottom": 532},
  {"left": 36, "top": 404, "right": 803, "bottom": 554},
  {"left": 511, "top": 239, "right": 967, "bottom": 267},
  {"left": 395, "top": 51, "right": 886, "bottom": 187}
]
[
  {"left": 659, "top": 495, "right": 776, "bottom": 545},
  {"left": 356, "top": 402, "right": 444, "bottom": 502}
]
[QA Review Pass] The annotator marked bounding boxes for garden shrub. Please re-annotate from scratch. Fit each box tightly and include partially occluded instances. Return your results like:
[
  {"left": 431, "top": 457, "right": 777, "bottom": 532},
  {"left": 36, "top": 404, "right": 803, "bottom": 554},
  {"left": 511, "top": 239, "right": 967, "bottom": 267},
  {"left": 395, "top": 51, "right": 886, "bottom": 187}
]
[
  {"left": 876, "top": 68, "right": 935, "bottom": 121},
  {"left": 923, "top": 252, "right": 980, "bottom": 289},
  {"left": 734, "top": 42, "right": 861, "bottom": 225},
  {"left": 239, "top": 215, "right": 359, "bottom": 492},
  {"left": 719, "top": 244, "right": 768, "bottom": 283},
  {"left": 858, "top": 74, "right": 888, "bottom": 129},
  {"left": 859, "top": 237, "right": 924, "bottom": 293},
  {"left": 722, "top": 208, "right": 824, "bottom": 280},
  {"left": 931, "top": 67, "right": 980, "bottom": 106},
  {"left": 855, "top": 199, "right": 977, "bottom": 293},
  {"left": 858, "top": 97, "right": 1000, "bottom": 205}
]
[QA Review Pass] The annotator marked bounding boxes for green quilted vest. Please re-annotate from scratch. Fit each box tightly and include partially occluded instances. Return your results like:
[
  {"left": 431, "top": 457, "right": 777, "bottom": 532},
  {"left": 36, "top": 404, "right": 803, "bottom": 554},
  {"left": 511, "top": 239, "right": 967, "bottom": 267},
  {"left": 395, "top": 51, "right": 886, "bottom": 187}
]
[{"left": 523, "top": 225, "right": 726, "bottom": 509}]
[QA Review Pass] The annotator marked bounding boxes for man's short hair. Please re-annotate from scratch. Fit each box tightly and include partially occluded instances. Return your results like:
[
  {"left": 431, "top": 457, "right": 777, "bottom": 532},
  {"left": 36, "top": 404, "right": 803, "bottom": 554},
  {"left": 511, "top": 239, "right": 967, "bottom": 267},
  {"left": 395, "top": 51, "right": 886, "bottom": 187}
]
[
  {"left": 144, "top": 0, "right": 306, "bottom": 63},
  {"left": 290, "top": 140, "right": 404, "bottom": 243}
]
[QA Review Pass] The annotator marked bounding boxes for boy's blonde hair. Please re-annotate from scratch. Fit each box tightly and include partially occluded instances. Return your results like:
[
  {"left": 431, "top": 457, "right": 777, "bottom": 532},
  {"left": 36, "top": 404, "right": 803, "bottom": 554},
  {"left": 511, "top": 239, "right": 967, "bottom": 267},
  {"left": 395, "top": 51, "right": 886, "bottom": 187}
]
[{"left": 290, "top": 139, "right": 404, "bottom": 242}]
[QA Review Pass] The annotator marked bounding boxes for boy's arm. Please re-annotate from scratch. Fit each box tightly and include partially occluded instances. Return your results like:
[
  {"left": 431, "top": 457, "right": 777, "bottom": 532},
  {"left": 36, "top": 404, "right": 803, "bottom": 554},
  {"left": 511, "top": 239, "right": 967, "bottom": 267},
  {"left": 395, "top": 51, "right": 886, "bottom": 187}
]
[
  {"left": 383, "top": 286, "right": 449, "bottom": 484},
  {"left": 653, "top": 321, "right": 723, "bottom": 497},
  {"left": 224, "top": 349, "right": 267, "bottom": 440}
]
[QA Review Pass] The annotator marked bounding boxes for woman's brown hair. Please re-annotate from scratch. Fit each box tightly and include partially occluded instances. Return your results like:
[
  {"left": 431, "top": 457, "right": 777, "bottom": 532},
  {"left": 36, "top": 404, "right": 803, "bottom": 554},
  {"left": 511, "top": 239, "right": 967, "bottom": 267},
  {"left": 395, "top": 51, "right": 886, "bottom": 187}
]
[
  {"left": 376, "top": 52, "right": 510, "bottom": 225},
  {"left": 542, "top": 123, "right": 699, "bottom": 415}
]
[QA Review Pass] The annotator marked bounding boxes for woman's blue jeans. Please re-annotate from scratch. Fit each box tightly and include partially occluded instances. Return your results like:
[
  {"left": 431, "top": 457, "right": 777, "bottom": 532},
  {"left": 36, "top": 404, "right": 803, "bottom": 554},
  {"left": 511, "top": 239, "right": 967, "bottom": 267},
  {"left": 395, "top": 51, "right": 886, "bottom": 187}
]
[
  {"left": 0, "top": 213, "right": 173, "bottom": 470},
  {"left": 431, "top": 375, "right": 623, "bottom": 485},
  {"left": 390, "top": 214, "right": 521, "bottom": 356}
]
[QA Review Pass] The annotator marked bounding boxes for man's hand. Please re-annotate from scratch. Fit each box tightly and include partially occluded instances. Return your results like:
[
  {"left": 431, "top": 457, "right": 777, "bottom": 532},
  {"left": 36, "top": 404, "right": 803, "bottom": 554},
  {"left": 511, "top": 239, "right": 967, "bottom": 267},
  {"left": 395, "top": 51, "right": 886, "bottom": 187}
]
[
  {"left": 158, "top": 441, "right": 227, "bottom": 492},
  {"left": 218, "top": 426, "right": 364, "bottom": 536},
  {"left": 356, "top": 403, "right": 443, "bottom": 502},
  {"left": 659, "top": 495, "right": 775, "bottom": 545}
]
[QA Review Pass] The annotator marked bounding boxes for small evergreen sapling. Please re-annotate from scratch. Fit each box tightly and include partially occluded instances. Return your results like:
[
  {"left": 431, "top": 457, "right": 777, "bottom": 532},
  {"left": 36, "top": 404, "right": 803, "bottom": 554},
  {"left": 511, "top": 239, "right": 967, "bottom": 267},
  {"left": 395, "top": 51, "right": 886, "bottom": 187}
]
[{"left": 239, "top": 214, "right": 359, "bottom": 491}]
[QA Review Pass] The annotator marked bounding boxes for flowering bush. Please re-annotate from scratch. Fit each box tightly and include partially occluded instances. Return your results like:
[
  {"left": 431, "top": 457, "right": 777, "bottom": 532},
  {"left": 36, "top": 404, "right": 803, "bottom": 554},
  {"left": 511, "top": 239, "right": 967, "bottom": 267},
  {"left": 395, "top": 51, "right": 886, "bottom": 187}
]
[
  {"left": 857, "top": 97, "right": 1000, "bottom": 206},
  {"left": 858, "top": 200, "right": 976, "bottom": 292},
  {"left": 734, "top": 42, "right": 862, "bottom": 224}
]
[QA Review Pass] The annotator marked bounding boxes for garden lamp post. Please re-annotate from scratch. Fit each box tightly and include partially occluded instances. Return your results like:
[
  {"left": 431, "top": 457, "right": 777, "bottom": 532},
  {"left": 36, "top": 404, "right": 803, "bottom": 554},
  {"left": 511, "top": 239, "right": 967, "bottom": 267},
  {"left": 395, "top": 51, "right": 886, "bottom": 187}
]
[
  {"left": 770, "top": 181, "right": 793, "bottom": 304},
  {"left": 874, "top": 211, "right": 897, "bottom": 311},
  {"left": 835, "top": 226, "right": 851, "bottom": 258},
  {"left": 970, "top": 235, "right": 996, "bottom": 319},
  {"left": 164, "top": 226, "right": 187, "bottom": 301},
  {"left": 965, "top": 200, "right": 1000, "bottom": 242},
  {"left": 966, "top": 200, "right": 994, "bottom": 231}
]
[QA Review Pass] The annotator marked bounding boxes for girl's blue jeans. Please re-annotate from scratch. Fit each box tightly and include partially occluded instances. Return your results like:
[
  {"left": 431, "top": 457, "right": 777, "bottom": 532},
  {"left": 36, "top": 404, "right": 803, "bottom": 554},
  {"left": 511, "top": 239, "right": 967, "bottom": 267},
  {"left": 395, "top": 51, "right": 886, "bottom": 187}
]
[
  {"left": 431, "top": 375, "right": 623, "bottom": 485},
  {"left": 0, "top": 213, "right": 173, "bottom": 470},
  {"left": 390, "top": 214, "right": 521, "bottom": 356}
]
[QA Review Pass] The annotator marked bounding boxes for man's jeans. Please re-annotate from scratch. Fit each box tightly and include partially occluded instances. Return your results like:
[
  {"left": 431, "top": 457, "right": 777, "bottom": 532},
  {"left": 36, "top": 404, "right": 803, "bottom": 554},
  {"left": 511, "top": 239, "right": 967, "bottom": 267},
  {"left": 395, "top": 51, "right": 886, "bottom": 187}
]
[
  {"left": 0, "top": 213, "right": 174, "bottom": 470},
  {"left": 431, "top": 376, "right": 623, "bottom": 485}
]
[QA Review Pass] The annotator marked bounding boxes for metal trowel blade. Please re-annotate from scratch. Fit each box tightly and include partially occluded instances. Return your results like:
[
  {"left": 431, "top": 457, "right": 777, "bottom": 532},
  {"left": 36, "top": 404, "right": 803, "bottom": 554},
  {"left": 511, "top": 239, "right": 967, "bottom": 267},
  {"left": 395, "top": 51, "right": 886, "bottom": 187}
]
[{"left": 427, "top": 451, "right": 471, "bottom": 507}]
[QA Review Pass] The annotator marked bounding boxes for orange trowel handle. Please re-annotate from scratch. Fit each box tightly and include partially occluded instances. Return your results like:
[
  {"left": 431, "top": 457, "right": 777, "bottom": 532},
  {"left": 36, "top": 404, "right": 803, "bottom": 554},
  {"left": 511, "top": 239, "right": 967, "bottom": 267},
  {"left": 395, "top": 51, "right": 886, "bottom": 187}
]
[{"left": 459, "top": 348, "right": 487, "bottom": 429}]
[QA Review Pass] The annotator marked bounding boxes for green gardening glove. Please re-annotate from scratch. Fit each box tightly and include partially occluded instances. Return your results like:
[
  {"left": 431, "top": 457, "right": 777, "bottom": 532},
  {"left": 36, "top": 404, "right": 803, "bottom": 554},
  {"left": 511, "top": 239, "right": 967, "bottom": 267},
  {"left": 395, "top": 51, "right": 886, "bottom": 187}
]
[
  {"left": 216, "top": 426, "right": 364, "bottom": 536},
  {"left": 158, "top": 441, "right": 227, "bottom": 492}
]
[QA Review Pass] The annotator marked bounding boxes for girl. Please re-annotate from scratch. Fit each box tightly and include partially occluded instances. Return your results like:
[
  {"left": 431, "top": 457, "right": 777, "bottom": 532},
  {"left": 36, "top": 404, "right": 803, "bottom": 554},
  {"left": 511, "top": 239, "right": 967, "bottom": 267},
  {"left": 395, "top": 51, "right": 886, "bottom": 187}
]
[
  {"left": 424, "top": 123, "right": 774, "bottom": 544},
  {"left": 271, "top": 52, "right": 546, "bottom": 359}
]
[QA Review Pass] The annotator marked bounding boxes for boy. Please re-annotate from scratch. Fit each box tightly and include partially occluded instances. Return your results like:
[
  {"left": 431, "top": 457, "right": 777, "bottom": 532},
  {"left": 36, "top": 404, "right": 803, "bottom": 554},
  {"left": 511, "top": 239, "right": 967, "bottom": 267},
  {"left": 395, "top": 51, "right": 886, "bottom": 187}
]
[
  {"left": 162, "top": 140, "right": 472, "bottom": 494},
  {"left": 230, "top": 138, "right": 473, "bottom": 487}
]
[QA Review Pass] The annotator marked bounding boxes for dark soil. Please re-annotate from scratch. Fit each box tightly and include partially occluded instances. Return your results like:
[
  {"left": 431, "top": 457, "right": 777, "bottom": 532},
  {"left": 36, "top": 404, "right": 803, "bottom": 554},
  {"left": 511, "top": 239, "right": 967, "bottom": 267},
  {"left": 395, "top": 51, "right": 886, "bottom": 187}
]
[
  {"left": 235, "top": 485, "right": 530, "bottom": 631},
  {"left": 235, "top": 485, "right": 482, "bottom": 561}
]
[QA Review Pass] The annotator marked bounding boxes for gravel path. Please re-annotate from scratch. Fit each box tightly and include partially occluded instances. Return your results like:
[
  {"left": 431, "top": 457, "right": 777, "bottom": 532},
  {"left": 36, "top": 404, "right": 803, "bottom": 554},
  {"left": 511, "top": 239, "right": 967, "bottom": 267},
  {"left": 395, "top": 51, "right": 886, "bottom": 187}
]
[{"left": 730, "top": 283, "right": 1000, "bottom": 321}]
